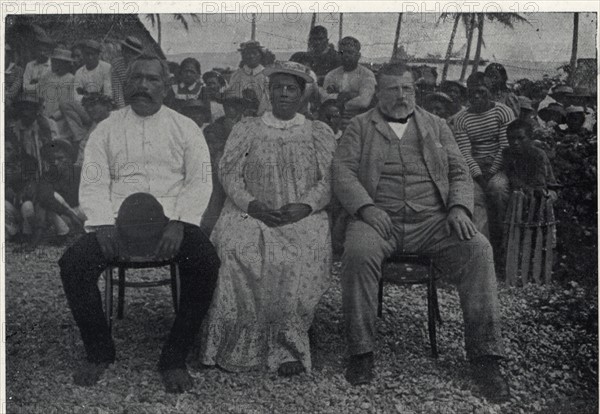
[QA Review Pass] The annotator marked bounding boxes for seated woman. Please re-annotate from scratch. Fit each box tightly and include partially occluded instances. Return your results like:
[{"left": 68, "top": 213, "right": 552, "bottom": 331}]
[{"left": 200, "top": 61, "right": 336, "bottom": 376}]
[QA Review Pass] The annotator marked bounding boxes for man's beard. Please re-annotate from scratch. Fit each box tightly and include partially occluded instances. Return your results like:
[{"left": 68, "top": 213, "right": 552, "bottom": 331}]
[{"left": 380, "top": 101, "right": 414, "bottom": 119}]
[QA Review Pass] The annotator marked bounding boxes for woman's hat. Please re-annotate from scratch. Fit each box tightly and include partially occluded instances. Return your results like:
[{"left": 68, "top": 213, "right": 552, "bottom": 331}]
[
  {"left": 263, "top": 61, "right": 314, "bottom": 83},
  {"left": 424, "top": 92, "right": 453, "bottom": 104},
  {"left": 121, "top": 36, "right": 144, "bottom": 55},
  {"left": 238, "top": 40, "right": 263, "bottom": 51},
  {"left": 51, "top": 48, "right": 75, "bottom": 62},
  {"left": 116, "top": 193, "right": 169, "bottom": 259}
]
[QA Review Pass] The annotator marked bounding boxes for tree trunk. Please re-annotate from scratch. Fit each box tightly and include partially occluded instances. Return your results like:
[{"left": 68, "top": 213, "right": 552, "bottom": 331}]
[
  {"left": 460, "top": 14, "right": 475, "bottom": 81},
  {"left": 339, "top": 13, "right": 343, "bottom": 41},
  {"left": 251, "top": 13, "right": 256, "bottom": 40},
  {"left": 156, "top": 14, "right": 162, "bottom": 47},
  {"left": 471, "top": 14, "right": 484, "bottom": 74},
  {"left": 442, "top": 14, "right": 460, "bottom": 81},
  {"left": 569, "top": 12, "right": 579, "bottom": 84},
  {"left": 392, "top": 13, "right": 403, "bottom": 61}
]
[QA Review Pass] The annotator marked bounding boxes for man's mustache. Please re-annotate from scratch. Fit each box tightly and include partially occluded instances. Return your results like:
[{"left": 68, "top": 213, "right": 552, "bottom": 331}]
[{"left": 129, "top": 91, "right": 154, "bottom": 101}]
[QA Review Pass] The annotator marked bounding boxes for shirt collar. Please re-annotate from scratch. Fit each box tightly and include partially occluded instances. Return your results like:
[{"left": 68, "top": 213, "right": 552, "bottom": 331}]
[
  {"left": 179, "top": 81, "right": 199, "bottom": 91},
  {"left": 127, "top": 105, "right": 167, "bottom": 122},
  {"left": 242, "top": 64, "right": 264, "bottom": 76},
  {"left": 261, "top": 111, "right": 305, "bottom": 129}
]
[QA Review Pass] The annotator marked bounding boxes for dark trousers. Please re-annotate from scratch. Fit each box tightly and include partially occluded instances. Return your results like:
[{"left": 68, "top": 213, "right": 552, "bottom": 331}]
[{"left": 59, "top": 223, "right": 220, "bottom": 370}]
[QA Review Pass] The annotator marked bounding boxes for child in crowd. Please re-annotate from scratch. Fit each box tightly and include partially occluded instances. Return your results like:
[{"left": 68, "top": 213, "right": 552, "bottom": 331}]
[
  {"left": 318, "top": 99, "right": 342, "bottom": 139},
  {"left": 5, "top": 130, "right": 38, "bottom": 243},
  {"left": 27, "top": 139, "right": 85, "bottom": 248},
  {"left": 503, "top": 119, "right": 558, "bottom": 198},
  {"left": 171, "top": 57, "right": 203, "bottom": 110}
]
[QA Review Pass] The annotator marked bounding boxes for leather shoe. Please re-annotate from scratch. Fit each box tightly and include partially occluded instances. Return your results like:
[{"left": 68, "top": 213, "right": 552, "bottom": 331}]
[
  {"left": 345, "top": 352, "right": 374, "bottom": 385},
  {"left": 471, "top": 356, "right": 511, "bottom": 403}
]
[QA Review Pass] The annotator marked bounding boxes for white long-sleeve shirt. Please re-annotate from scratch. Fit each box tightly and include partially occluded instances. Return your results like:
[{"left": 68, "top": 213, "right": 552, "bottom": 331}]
[
  {"left": 320, "top": 65, "right": 376, "bottom": 111},
  {"left": 22, "top": 59, "right": 52, "bottom": 96},
  {"left": 79, "top": 105, "right": 212, "bottom": 230},
  {"left": 74, "top": 60, "right": 112, "bottom": 101}
]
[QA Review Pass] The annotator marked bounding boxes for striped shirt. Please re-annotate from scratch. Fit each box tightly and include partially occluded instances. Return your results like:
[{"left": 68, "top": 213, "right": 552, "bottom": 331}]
[{"left": 452, "top": 102, "right": 515, "bottom": 177}]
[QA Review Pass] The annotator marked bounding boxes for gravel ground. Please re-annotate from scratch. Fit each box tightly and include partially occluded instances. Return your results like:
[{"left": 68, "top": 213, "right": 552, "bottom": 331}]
[{"left": 4, "top": 242, "right": 598, "bottom": 414}]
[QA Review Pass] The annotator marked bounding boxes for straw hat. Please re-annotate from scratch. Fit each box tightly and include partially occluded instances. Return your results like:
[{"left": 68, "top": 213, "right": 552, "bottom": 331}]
[
  {"left": 51, "top": 48, "right": 75, "bottom": 62},
  {"left": 263, "top": 61, "right": 314, "bottom": 83}
]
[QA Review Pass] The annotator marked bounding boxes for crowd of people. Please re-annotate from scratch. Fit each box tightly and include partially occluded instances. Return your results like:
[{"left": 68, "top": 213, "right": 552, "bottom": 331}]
[{"left": 4, "top": 24, "right": 597, "bottom": 401}]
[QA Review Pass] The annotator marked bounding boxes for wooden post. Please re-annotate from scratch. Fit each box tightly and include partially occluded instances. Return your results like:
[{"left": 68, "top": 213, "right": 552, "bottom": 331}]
[
  {"left": 310, "top": 12, "right": 316, "bottom": 30},
  {"left": 339, "top": 13, "right": 343, "bottom": 42},
  {"left": 569, "top": 12, "right": 579, "bottom": 84},
  {"left": 251, "top": 13, "right": 256, "bottom": 41}
]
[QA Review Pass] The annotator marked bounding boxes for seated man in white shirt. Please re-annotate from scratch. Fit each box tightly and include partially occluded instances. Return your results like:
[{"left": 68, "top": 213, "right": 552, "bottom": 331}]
[
  {"left": 58, "top": 55, "right": 220, "bottom": 394},
  {"left": 22, "top": 35, "right": 54, "bottom": 99},
  {"left": 321, "top": 37, "right": 376, "bottom": 130}
]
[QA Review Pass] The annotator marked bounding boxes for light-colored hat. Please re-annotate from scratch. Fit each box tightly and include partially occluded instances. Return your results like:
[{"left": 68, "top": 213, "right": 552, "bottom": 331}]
[
  {"left": 566, "top": 105, "right": 585, "bottom": 114},
  {"left": 425, "top": 92, "right": 453, "bottom": 104},
  {"left": 263, "top": 61, "right": 314, "bottom": 83},
  {"left": 518, "top": 96, "right": 533, "bottom": 111},
  {"left": 51, "top": 48, "right": 74, "bottom": 62},
  {"left": 36, "top": 34, "right": 56, "bottom": 47},
  {"left": 550, "top": 85, "right": 574, "bottom": 95},
  {"left": 81, "top": 39, "right": 102, "bottom": 52},
  {"left": 121, "top": 36, "right": 143, "bottom": 55}
]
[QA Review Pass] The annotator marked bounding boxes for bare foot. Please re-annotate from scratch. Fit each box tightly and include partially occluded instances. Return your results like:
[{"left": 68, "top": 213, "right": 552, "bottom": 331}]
[
  {"left": 73, "top": 361, "right": 110, "bottom": 386},
  {"left": 277, "top": 361, "right": 305, "bottom": 377},
  {"left": 160, "top": 368, "right": 194, "bottom": 393}
]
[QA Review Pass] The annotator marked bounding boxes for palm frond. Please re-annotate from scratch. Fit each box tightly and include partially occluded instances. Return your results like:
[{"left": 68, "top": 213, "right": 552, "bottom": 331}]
[
  {"left": 145, "top": 14, "right": 156, "bottom": 27},
  {"left": 174, "top": 14, "right": 189, "bottom": 31}
]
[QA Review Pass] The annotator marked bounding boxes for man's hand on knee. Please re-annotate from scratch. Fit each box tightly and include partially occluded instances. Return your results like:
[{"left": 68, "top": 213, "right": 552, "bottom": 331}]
[
  {"left": 358, "top": 205, "right": 393, "bottom": 240},
  {"left": 95, "top": 225, "right": 119, "bottom": 260},
  {"left": 446, "top": 206, "right": 477, "bottom": 241},
  {"left": 155, "top": 220, "right": 185, "bottom": 260}
]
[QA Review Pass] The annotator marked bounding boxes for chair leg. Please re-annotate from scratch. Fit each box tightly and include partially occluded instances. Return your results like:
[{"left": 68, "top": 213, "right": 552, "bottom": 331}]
[
  {"left": 170, "top": 263, "right": 179, "bottom": 314},
  {"left": 377, "top": 278, "right": 383, "bottom": 318},
  {"left": 117, "top": 266, "right": 126, "bottom": 319},
  {"left": 427, "top": 276, "right": 438, "bottom": 358},
  {"left": 104, "top": 267, "right": 113, "bottom": 333}
]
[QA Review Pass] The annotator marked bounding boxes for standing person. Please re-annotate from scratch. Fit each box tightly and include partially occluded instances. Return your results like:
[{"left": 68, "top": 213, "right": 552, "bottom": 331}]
[
  {"left": 22, "top": 35, "right": 55, "bottom": 99},
  {"left": 38, "top": 49, "right": 76, "bottom": 118},
  {"left": 332, "top": 62, "right": 509, "bottom": 402},
  {"left": 201, "top": 70, "right": 227, "bottom": 122},
  {"left": 58, "top": 55, "right": 219, "bottom": 393},
  {"left": 171, "top": 57, "right": 203, "bottom": 110},
  {"left": 452, "top": 72, "right": 515, "bottom": 245},
  {"left": 111, "top": 36, "right": 144, "bottom": 109},
  {"left": 307, "top": 26, "right": 341, "bottom": 84},
  {"left": 5, "top": 44, "right": 24, "bottom": 108},
  {"left": 225, "top": 41, "right": 271, "bottom": 115},
  {"left": 9, "top": 95, "right": 58, "bottom": 176},
  {"left": 484, "top": 63, "right": 520, "bottom": 118},
  {"left": 201, "top": 61, "right": 336, "bottom": 376},
  {"left": 321, "top": 37, "right": 376, "bottom": 130},
  {"left": 61, "top": 40, "right": 111, "bottom": 150},
  {"left": 74, "top": 40, "right": 112, "bottom": 100}
]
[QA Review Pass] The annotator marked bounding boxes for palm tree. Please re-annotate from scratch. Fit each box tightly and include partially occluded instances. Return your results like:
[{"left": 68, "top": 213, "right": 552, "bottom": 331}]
[
  {"left": 438, "top": 13, "right": 466, "bottom": 81},
  {"left": 391, "top": 13, "right": 403, "bottom": 61},
  {"left": 459, "top": 14, "right": 476, "bottom": 81},
  {"left": 471, "top": 13, "right": 529, "bottom": 74},
  {"left": 569, "top": 12, "right": 579, "bottom": 84},
  {"left": 146, "top": 14, "right": 201, "bottom": 47}
]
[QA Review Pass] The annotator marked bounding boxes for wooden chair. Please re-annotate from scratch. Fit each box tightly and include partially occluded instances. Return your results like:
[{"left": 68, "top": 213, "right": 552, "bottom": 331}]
[
  {"left": 378, "top": 254, "right": 442, "bottom": 358},
  {"left": 103, "top": 256, "right": 180, "bottom": 332}
]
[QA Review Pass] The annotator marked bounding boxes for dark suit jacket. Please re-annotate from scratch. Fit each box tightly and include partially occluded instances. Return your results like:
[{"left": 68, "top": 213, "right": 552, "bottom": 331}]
[{"left": 332, "top": 106, "right": 474, "bottom": 217}]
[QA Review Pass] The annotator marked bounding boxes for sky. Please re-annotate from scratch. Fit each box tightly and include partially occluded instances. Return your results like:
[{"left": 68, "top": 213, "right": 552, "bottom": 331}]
[{"left": 141, "top": 12, "right": 597, "bottom": 64}]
